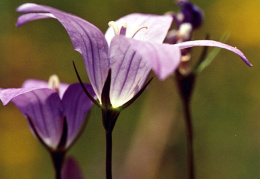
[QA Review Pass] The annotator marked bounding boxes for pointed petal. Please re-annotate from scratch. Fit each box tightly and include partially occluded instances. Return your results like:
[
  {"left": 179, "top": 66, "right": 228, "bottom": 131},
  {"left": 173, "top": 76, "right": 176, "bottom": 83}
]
[
  {"left": 120, "top": 77, "right": 153, "bottom": 110},
  {"left": 62, "top": 83, "right": 95, "bottom": 147},
  {"left": 0, "top": 87, "right": 46, "bottom": 105},
  {"left": 111, "top": 35, "right": 181, "bottom": 82},
  {"left": 175, "top": 40, "right": 252, "bottom": 67},
  {"left": 17, "top": 3, "right": 110, "bottom": 100},
  {"left": 9, "top": 88, "right": 63, "bottom": 149},
  {"left": 22, "top": 79, "right": 69, "bottom": 98},
  {"left": 17, "top": 13, "right": 54, "bottom": 26},
  {"left": 109, "top": 36, "right": 151, "bottom": 108},
  {"left": 105, "top": 13, "right": 173, "bottom": 44}
]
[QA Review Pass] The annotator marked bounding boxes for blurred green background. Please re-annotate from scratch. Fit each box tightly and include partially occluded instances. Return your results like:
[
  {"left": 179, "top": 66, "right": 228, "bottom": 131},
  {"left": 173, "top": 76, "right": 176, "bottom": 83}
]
[{"left": 0, "top": 0, "right": 259, "bottom": 178}]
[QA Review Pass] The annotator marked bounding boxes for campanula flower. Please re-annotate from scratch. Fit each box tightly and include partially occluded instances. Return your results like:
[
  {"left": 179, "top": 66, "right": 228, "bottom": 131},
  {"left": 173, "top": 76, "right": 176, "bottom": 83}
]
[
  {"left": 175, "top": 0, "right": 204, "bottom": 29},
  {"left": 165, "top": 0, "right": 204, "bottom": 45},
  {"left": 16, "top": 3, "right": 179, "bottom": 109},
  {"left": 16, "top": 3, "right": 251, "bottom": 109},
  {"left": 0, "top": 75, "right": 95, "bottom": 151},
  {"left": 15, "top": 4, "right": 252, "bottom": 179}
]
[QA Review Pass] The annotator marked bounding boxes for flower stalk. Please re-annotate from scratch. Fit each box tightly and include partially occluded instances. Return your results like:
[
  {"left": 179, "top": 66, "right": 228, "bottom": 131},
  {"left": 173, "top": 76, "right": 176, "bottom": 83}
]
[
  {"left": 50, "top": 151, "right": 66, "bottom": 179},
  {"left": 175, "top": 70, "right": 196, "bottom": 179},
  {"left": 103, "top": 111, "right": 120, "bottom": 179},
  {"left": 106, "top": 131, "right": 113, "bottom": 179}
]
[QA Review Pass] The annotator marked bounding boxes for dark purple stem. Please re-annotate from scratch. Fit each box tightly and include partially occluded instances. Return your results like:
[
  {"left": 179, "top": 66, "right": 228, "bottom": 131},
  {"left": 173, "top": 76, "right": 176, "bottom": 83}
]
[
  {"left": 183, "top": 100, "right": 194, "bottom": 179},
  {"left": 50, "top": 151, "right": 66, "bottom": 179},
  {"left": 106, "top": 131, "right": 113, "bottom": 179},
  {"left": 102, "top": 109, "right": 120, "bottom": 179},
  {"left": 175, "top": 71, "right": 196, "bottom": 179}
]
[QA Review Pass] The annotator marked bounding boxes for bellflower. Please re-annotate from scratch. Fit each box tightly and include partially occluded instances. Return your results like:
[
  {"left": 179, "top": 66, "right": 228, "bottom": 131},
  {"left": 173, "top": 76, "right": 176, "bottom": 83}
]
[
  {"left": 17, "top": 3, "right": 179, "bottom": 109},
  {"left": 175, "top": 0, "right": 204, "bottom": 29},
  {"left": 0, "top": 75, "right": 95, "bottom": 151},
  {"left": 16, "top": 3, "right": 252, "bottom": 179},
  {"left": 17, "top": 3, "right": 251, "bottom": 110}
]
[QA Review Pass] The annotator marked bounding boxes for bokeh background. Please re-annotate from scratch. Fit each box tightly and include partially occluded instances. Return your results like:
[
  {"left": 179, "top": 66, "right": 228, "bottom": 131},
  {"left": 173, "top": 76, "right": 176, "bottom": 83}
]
[{"left": 0, "top": 0, "right": 259, "bottom": 178}]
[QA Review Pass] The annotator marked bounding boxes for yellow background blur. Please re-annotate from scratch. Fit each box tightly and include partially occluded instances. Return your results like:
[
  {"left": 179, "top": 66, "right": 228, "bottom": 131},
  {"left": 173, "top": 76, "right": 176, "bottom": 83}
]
[{"left": 0, "top": 0, "right": 259, "bottom": 178}]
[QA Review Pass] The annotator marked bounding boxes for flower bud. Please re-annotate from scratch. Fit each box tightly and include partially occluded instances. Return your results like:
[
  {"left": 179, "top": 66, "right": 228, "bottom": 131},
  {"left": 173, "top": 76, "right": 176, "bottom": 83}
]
[{"left": 176, "top": 0, "right": 204, "bottom": 29}]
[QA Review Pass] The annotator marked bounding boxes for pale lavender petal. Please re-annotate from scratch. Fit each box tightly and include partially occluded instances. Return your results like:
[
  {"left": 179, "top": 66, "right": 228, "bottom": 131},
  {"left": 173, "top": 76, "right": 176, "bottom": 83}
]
[
  {"left": 22, "top": 79, "right": 69, "bottom": 98},
  {"left": 58, "top": 83, "right": 70, "bottom": 98},
  {"left": 62, "top": 83, "right": 95, "bottom": 147},
  {"left": 127, "top": 39, "right": 181, "bottom": 80},
  {"left": 110, "top": 36, "right": 181, "bottom": 89},
  {"left": 17, "top": 3, "right": 110, "bottom": 100},
  {"left": 17, "top": 13, "right": 54, "bottom": 27},
  {"left": 109, "top": 36, "right": 151, "bottom": 108},
  {"left": 105, "top": 13, "right": 173, "bottom": 44},
  {"left": 11, "top": 89, "right": 63, "bottom": 149},
  {"left": 22, "top": 79, "right": 49, "bottom": 88},
  {"left": 0, "top": 87, "right": 47, "bottom": 105},
  {"left": 175, "top": 40, "right": 252, "bottom": 67}
]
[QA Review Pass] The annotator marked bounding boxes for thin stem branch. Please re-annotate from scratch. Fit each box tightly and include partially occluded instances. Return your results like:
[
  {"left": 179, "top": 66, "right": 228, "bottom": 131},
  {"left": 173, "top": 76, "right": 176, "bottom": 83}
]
[
  {"left": 106, "top": 131, "right": 113, "bottom": 179},
  {"left": 183, "top": 100, "right": 194, "bottom": 179},
  {"left": 175, "top": 71, "right": 196, "bottom": 179}
]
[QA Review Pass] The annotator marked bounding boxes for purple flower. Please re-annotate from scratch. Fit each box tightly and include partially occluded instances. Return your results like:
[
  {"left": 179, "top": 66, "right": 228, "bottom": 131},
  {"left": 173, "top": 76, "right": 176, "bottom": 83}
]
[
  {"left": 0, "top": 75, "right": 95, "bottom": 151},
  {"left": 16, "top": 3, "right": 252, "bottom": 109},
  {"left": 175, "top": 0, "right": 204, "bottom": 29}
]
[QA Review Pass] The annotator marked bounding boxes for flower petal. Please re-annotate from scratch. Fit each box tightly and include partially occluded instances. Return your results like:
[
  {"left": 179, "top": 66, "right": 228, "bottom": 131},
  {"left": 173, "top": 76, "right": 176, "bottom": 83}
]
[
  {"left": 112, "top": 35, "right": 181, "bottom": 81},
  {"left": 22, "top": 79, "right": 69, "bottom": 98},
  {"left": 105, "top": 13, "right": 173, "bottom": 44},
  {"left": 109, "top": 36, "right": 151, "bottom": 108},
  {"left": 8, "top": 88, "right": 63, "bottom": 149},
  {"left": 108, "top": 35, "right": 181, "bottom": 107},
  {"left": 17, "top": 3, "right": 110, "bottom": 100},
  {"left": 17, "top": 13, "right": 55, "bottom": 27},
  {"left": 0, "top": 87, "right": 45, "bottom": 105},
  {"left": 62, "top": 83, "right": 95, "bottom": 147},
  {"left": 22, "top": 79, "right": 49, "bottom": 88},
  {"left": 175, "top": 40, "right": 252, "bottom": 67}
]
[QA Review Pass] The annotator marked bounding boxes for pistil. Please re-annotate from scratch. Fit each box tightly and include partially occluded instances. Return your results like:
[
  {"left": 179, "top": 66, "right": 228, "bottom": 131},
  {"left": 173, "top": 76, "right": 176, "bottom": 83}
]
[
  {"left": 119, "top": 24, "right": 127, "bottom": 36},
  {"left": 48, "top": 74, "right": 60, "bottom": 93}
]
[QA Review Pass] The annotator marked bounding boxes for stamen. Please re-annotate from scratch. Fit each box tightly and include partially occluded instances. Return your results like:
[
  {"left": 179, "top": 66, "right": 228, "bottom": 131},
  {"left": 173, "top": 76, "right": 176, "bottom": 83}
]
[
  {"left": 178, "top": 23, "right": 192, "bottom": 39},
  {"left": 48, "top": 74, "right": 60, "bottom": 92},
  {"left": 130, "top": 25, "right": 148, "bottom": 38},
  {"left": 119, "top": 23, "right": 127, "bottom": 36},
  {"left": 108, "top": 21, "right": 119, "bottom": 35},
  {"left": 181, "top": 54, "right": 191, "bottom": 62}
]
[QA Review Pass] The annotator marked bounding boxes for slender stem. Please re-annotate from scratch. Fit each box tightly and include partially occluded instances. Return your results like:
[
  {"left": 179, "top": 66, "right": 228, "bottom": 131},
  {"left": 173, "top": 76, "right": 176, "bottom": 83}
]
[
  {"left": 175, "top": 71, "right": 196, "bottom": 179},
  {"left": 102, "top": 109, "right": 120, "bottom": 179},
  {"left": 50, "top": 151, "right": 66, "bottom": 179},
  {"left": 106, "top": 131, "right": 113, "bottom": 179},
  {"left": 182, "top": 100, "right": 194, "bottom": 179}
]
